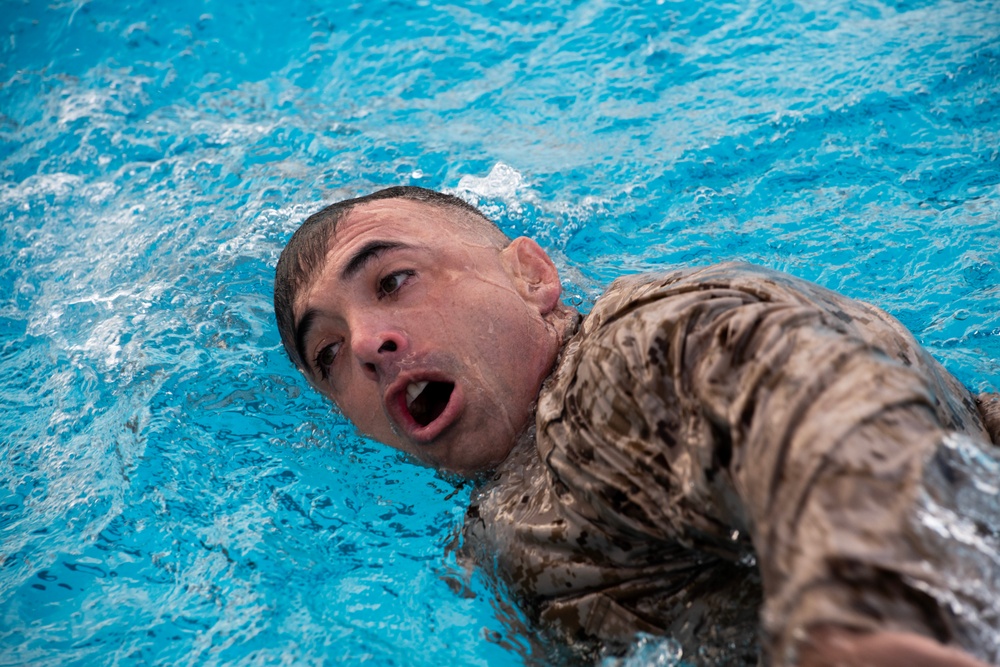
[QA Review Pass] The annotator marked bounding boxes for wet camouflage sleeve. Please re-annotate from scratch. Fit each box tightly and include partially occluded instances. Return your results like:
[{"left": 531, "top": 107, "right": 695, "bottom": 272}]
[{"left": 464, "top": 262, "right": 1000, "bottom": 666}]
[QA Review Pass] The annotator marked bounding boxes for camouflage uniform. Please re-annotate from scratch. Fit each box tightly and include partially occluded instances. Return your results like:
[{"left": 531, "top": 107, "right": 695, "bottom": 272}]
[{"left": 463, "top": 262, "right": 1000, "bottom": 666}]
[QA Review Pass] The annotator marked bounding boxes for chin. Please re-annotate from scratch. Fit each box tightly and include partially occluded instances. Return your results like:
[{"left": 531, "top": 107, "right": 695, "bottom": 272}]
[
  {"left": 426, "top": 447, "right": 505, "bottom": 479},
  {"left": 450, "top": 434, "right": 527, "bottom": 478}
]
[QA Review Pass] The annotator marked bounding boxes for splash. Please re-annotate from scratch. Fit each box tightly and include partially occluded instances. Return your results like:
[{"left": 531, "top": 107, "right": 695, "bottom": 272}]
[
  {"left": 600, "top": 633, "right": 685, "bottom": 667},
  {"left": 454, "top": 162, "right": 534, "bottom": 215}
]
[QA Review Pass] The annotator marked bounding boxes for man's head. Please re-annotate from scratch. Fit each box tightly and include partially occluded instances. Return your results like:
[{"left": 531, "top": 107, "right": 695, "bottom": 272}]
[{"left": 274, "top": 186, "right": 576, "bottom": 475}]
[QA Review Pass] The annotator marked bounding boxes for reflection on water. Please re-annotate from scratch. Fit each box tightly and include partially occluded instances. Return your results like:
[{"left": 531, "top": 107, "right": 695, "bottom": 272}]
[{"left": 600, "top": 634, "right": 684, "bottom": 667}]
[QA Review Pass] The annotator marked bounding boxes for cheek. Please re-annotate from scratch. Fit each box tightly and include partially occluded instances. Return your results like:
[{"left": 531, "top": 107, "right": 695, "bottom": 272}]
[
  {"left": 335, "top": 386, "right": 390, "bottom": 438},
  {"left": 487, "top": 307, "right": 551, "bottom": 386}
]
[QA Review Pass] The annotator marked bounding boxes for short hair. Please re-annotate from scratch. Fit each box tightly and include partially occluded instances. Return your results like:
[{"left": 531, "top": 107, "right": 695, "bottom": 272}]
[{"left": 273, "top": 186, "right": 511, "bottom": 370}]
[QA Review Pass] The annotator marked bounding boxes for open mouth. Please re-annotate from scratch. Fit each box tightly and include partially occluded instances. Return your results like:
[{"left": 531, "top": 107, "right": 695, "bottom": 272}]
[{"left": 405, "top": 380, "right": 455, "bottom": 427}]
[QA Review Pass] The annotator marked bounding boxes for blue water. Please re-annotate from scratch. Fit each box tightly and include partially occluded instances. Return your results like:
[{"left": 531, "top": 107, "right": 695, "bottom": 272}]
[{"left": 1, "top": 0, "right": 998, "bottom": 665}]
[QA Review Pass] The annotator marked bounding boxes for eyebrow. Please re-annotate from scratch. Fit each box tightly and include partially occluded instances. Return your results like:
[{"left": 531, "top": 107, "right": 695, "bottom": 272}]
[
  {"left": 340, "top": 240, "right": 409, "bottom": 280},
  {"left": 294, "top": 308, "right": 320, "bottom": 371},
  {"left": 293, "top": 240, "right": 411, "bottom": 370}
]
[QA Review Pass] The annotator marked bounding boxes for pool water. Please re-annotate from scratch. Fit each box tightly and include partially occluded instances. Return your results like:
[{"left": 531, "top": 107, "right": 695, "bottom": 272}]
[{"left": 1, "top": 0, "right": 998, "bottom": 665}]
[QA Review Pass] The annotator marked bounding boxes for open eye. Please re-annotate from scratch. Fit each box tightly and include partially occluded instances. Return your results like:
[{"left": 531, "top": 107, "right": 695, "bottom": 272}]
[
  {"left": 314, "top": 341, "right": 342, "bottom": 379},
  {"left": 377, "top": 270, "right": 414, "bottom": 299}
]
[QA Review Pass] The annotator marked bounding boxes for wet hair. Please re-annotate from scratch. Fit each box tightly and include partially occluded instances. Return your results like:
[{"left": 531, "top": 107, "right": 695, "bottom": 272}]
[{"left": 273, "top": 186, "right": 510, "bottom": 370}]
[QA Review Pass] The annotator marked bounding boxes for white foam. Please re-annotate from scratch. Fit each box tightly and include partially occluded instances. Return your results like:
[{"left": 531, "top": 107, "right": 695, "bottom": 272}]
[
  {"left": 454, "top": 162, "right": 532, "bottom": 213},
  {"left": 0, "top": 172, "right": 82, "bottom": 206}
]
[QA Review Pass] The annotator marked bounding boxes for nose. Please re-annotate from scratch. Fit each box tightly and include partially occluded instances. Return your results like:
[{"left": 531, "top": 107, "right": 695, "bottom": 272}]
[{"left": 351, "top": 318, "right": 408, "bottom": 382}]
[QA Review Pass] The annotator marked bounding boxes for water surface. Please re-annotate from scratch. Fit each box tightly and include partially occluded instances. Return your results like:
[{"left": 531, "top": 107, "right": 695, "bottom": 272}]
[{"left": 2, "top": 0, "right": 999, "bottom": 665}]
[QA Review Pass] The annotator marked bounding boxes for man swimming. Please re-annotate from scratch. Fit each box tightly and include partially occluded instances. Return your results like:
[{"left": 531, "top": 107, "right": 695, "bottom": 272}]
[{"left": 274, "top": 186, "right": 1000, "bottom": 666}]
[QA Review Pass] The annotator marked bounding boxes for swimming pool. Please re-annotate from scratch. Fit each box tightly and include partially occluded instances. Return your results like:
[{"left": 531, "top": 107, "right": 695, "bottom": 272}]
[{"left": 1, "top": 0, "right": 998, "bottom": 665}]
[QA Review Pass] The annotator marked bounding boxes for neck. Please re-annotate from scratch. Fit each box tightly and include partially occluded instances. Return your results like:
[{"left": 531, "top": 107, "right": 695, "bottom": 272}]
[{"left": 549, "top": 303, "right": 582, "bottom": 351}]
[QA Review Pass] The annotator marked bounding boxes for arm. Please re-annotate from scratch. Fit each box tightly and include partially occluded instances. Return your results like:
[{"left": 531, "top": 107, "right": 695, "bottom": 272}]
[
  {"left": 676, "top": 272, "right": 998, "bottom": 665},
  {"left": 540, "top": 264, "right": 998, "bottom": 665}
]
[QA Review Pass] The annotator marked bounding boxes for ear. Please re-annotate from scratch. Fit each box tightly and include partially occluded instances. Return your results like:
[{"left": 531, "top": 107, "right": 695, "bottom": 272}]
[{"left": 500, "top": 237, "right": 562, "bottom": 315}]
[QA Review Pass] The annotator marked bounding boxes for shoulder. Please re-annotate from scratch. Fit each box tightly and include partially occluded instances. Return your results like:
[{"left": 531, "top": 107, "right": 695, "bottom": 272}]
[
  {"left": 589, "top": 262, "right": 859, "bottom": 322},
  {"left": 581, "top": 262, "right": 909, "bottom": 349}
]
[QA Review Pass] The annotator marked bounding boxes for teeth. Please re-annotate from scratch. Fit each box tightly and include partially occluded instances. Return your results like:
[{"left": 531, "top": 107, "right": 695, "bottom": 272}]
[{"left": 406, "top": 381, "right": 428, "bottom": 407}]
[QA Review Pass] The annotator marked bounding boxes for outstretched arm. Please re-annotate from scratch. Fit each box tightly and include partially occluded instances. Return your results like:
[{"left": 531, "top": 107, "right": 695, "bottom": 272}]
[
  {"left": 668, "top": 267, "right": 999, "bottom": 666},
  {"left": 542, "top": 264, "right": 998, "bottom": 665}
]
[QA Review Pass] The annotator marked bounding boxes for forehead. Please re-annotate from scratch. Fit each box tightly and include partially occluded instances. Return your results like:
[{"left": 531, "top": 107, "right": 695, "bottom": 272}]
[
  {"left": 293, "top": 199, "right": 490, "bottom": 309},
  {"left": 331, "top": 198, "right": 500, "bottom": 260},
  {"left": 337, "top": 198, "right": 454, "bottom": 238},
  {"left": 329, "top": 197, "right": 501, "bottom": 264}
]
